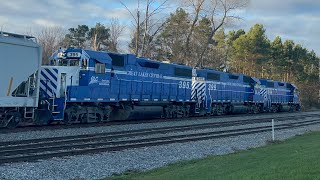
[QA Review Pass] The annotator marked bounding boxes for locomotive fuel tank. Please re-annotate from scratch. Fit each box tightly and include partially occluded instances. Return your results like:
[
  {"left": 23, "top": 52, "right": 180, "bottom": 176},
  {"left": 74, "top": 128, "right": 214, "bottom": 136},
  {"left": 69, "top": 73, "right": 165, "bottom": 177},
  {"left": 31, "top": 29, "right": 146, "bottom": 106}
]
[
  {"left": 231, "top": 104, "right": 249, "bottom": 114},
  {"left": 109, "top": 105, "right": 163, "bottom": 120},
  {"left": 280, "top": 105, "right": 291, "bottom": 112}
]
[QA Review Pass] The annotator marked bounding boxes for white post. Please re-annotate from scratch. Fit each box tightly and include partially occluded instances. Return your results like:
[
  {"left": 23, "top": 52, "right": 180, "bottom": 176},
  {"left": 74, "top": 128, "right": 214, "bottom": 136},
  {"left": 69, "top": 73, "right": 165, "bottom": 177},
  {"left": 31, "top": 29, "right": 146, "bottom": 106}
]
[
  {"left": 318, "top": 58, "right": 320, "bottom": 103},
  {"left": 272, "top": 119, "right": 275, "bottom": 141}
]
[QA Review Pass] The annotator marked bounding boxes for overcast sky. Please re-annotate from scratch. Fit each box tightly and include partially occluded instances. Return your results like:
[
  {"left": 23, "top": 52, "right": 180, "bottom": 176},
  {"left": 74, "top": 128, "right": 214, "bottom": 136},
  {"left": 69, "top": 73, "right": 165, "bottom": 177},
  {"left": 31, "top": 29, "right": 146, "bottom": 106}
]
[{"left": 1, "top": 0, "right": 319, "bottom": 55}]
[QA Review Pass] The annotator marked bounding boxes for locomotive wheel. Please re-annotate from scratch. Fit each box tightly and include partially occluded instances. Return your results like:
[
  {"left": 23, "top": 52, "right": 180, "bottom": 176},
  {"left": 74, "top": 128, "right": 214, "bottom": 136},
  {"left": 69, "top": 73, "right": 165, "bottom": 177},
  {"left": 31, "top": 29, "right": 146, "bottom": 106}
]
[
  {"left": 271, "top": 105, "right": 278, "bottom": 113},
  {"left": 216, "top": 105, "right": 223, "bottom": 116},
  {"left": 63, "top": 113, "right": 72, "bottom": 125},
  {"left": 210, "top": 104, "right": 217, "bottom": 116},
  {"left": 6, "top": 112, "right": 21, "bottom": 128},
  {"left": 289, "top": 106, "right": 293, "bottom": 112},
  {"left": 173, "top": 111, "right": 178, "bottom": 118},
  {"left": 81, "top": 113, "right": 102, "bottom": 123},
  {"left": 184, "top": 106, "right": 189, "bottom": 117},
  {"left": 79, "top": 114, "right": 89, "bottom": 124},
  {"left": 96, "top": 114, "right": 102, "bottom": 123},
  {"left": 253, "top": 105, "right": 260, "bottom": 114},
  {"left": 225, "top": 105, "right": 232, "bottom": 115}
]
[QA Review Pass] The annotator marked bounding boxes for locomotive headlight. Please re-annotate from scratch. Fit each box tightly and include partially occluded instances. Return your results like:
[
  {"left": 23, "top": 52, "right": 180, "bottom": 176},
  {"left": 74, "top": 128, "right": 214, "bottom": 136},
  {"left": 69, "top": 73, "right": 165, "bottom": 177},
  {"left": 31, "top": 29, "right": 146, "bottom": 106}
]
[
  {"left": 57, "top": 52, "right": 65, "bottom": 58},
  {"left": 67, "top": 52, "right": 81, "bottom": 58}
]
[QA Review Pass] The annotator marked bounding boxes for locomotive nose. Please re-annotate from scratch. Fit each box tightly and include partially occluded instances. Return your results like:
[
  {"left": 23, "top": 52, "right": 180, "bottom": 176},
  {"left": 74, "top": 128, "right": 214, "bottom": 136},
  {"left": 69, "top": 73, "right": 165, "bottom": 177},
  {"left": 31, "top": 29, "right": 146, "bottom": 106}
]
[{"left": 40, "top": 66, "right": 80, "bottom": 98}]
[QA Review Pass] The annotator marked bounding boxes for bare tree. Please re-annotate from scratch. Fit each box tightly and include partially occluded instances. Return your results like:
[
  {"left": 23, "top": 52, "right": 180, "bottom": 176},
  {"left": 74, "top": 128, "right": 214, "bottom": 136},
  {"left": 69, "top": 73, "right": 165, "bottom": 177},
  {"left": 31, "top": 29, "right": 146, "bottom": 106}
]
[
  {"left": 120, "top": 0, "right": 141, "bottom": 55},
  {"left": 108, "top": 18, "right": 125, "bottom": 52},
  {"left": 196, "top": 0, "right": 249, "bottom": 67},
  {"left": 182, "top": 0, "right": 206, "bottom": 64},
  {"left": 141, "top": 0, "right": 169, "bottom": 57},
  {"left": 121, "top": 0, "right": 169, "bottom": 57},
  {"left": 37, "top": 27, "right": 65, "bottom": 64}
]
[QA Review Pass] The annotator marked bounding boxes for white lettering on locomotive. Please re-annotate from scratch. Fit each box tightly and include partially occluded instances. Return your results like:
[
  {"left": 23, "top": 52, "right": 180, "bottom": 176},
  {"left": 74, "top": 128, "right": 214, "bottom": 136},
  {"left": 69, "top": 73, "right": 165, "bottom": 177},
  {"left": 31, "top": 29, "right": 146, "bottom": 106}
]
[
  {"left": 178, "top": 81, "right": 191, "bottom": 89},
  {"left": 127, "top": 70, "right": 163, "bottom": 79}
]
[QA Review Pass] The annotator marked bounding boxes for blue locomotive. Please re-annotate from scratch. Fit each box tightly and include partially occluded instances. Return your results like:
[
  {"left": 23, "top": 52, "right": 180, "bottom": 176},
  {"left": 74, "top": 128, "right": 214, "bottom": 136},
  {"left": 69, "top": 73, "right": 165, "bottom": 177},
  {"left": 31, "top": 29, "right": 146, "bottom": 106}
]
[
  {"left": 195, "top": 69, "right": 300, "bottom": 117},
  {"left": 0, "top": 35, "right": 300, "bottom": 128},
  {"left": 34, "top": 48, "right": 300, "bottom": 125},
  {"left": 39, "top": 48, "right": 196, "bottom": 124}
]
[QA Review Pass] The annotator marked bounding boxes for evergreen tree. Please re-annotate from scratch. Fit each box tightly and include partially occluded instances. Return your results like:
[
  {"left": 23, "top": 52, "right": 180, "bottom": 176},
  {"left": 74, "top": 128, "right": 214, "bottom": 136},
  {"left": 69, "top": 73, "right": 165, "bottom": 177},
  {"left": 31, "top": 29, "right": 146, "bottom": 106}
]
[
  {"left": 155, "top": 8, "right": 190, "bottom": 63},
  {"left": 270, "top": 36, "right": 284, "bottom": 79},
  {"left": 231, "top": 24, "right": 270, "bottom": 77},
  {"left": 63, "top": 25, "right": 89, "bottom": 48},
  {"left": 227, "top": 29, "right": 245, "bottom": 46},
  {"left": 87, "top": 23, "right": 110, "bottom": 51},
  {"left": 283, "top": 40, "right": 295, "bottom": 81}
]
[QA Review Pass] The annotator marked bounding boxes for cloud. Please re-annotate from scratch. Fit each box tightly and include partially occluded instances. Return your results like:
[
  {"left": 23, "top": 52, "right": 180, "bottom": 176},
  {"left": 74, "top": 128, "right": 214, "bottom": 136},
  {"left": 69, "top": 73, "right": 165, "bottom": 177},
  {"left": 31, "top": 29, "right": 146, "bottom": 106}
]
[
  {"left": 0, "top": 0, "right": 319, "bottom": 55},
  {"left": 226, "top": 0, "right": 320, "bottom": 54},
  {"left": 248, "top": 0, "right": 320, "bottom": 16},
  {"left": 33, "top": 19, "right": 61, "bottom": 27}
]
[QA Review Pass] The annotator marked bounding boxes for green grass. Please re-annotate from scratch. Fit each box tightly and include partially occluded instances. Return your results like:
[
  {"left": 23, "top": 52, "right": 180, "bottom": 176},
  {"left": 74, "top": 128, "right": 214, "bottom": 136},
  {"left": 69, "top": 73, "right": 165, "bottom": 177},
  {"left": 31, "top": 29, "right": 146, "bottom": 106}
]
[{"left": 105, "top": 131, "right": 320, "bottom": 180}]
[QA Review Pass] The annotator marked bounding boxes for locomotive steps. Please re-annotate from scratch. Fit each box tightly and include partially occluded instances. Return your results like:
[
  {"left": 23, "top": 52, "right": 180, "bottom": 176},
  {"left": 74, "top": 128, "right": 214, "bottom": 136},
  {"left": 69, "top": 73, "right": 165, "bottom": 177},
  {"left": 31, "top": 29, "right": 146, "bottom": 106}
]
[{"left": 0, "top": 113, "right": 319, "bottom": 165}]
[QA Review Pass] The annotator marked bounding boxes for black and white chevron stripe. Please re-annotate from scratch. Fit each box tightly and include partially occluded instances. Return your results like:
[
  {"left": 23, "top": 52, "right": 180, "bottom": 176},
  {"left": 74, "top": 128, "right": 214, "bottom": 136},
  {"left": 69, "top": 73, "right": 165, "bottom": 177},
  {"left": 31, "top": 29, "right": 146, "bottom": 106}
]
[
  {"left": 40, "top": 67, "right": 58, "bottom": 97},
  {"left": 191, "top": 81, "right": 206, "bottom": 101}
]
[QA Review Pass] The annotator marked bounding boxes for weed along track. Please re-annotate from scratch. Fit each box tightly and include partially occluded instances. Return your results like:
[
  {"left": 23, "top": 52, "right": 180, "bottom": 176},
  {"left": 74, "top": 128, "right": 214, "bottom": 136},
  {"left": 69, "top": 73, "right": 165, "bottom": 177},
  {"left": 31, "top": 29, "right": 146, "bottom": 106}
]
[{"left": 0, "top": 113, "right": 319, "bottom": 165}]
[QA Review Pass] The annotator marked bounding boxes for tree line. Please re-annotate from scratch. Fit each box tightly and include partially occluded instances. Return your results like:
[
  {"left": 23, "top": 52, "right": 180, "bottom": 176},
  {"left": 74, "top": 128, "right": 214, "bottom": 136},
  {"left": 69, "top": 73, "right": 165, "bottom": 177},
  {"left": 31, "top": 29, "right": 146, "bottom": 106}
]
[
  {"left": 37, "top": 18, "right": 125, "bottom": 65},
  {"left": 34, "top": 0, "right": 320, "bottom": 109}
]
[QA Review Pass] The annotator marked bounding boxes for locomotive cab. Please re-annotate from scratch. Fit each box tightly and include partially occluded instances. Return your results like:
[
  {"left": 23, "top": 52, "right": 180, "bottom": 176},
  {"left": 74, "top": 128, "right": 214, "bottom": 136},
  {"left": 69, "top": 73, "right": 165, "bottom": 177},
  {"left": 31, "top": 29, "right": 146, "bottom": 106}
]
[
  {"left": 39, "top": 49, "right": 86, "bottom": 121},
  {"left": 43, "top": 49, "right": 83, "bottom": 98},
  {"left": 40, "top": 48, "right": 115, "bottom": 123}
]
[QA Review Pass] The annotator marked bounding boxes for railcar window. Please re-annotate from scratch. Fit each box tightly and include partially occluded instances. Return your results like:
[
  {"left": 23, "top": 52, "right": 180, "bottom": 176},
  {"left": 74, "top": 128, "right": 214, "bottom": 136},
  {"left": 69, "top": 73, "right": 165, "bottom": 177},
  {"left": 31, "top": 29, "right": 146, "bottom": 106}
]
[
  {"left": 278, "top": 82, "right": 284, "bottom": 86},
  {"left": 110, "top": 54, "right": 125, "bottom": 67},
  {"left": 95, "top": 63, "right": 105, "bottom": 74},
  {"left": 207, "top": 73, "right": 220, "bottom": 81},
  {"left": 243, "top": 76, "right": 252, "bottom": 83},
  {"left": 229, "top": 74, "right": 239, "bottom": 80},
  {"left": 267, "top": 82, "right": 274, "bottom": 88},
  {"left": 174, "top": 68, "right": 192, "bottom": 77}
]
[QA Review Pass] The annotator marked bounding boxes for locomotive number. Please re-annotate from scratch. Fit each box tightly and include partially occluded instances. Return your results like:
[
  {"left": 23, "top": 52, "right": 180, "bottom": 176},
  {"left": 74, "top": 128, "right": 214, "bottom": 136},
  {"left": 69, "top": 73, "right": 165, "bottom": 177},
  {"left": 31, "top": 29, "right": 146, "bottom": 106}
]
[
  {"left": 178, "top": 81, "right": 191, "bottom": 89},
  {"left": 208, "top": 84, "right": 217, "bottom": 90}
]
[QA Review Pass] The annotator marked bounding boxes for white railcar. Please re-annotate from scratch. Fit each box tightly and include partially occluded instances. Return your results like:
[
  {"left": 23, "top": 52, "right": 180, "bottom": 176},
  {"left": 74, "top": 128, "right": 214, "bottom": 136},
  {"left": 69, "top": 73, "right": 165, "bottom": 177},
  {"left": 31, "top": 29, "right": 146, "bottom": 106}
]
[{"left": 0, "top": 32, "right": 42, "bottom": 127}]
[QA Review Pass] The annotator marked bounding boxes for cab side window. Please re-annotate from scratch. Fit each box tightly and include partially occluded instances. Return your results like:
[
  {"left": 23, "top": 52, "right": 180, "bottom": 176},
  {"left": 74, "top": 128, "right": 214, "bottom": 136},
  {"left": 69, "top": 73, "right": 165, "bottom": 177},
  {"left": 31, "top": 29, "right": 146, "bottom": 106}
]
[
  {"left": 95, "top": 63, "right": 105, "bottom": 74},
  {"left": 81, "top": 59, "right": 88, "bottom": 69}
]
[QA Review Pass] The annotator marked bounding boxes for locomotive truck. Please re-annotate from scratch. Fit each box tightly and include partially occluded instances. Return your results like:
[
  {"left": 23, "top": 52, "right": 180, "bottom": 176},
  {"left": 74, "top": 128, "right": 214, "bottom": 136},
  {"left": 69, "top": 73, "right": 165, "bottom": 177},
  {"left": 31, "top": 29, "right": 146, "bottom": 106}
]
[{"left": 0, "top": 32, "right": 301, "bottom": 128}]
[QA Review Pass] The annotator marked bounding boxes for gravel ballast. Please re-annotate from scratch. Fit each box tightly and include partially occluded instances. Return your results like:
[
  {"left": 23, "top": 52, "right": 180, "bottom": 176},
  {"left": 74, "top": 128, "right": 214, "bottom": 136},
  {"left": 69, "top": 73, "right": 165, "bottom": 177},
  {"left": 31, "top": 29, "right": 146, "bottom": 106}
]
[
  {"left": 1, "top": 119, "right": 320, "bottom": 180},
  {"left": 0, "top": 111, "right": 317, "bottom": 143}
]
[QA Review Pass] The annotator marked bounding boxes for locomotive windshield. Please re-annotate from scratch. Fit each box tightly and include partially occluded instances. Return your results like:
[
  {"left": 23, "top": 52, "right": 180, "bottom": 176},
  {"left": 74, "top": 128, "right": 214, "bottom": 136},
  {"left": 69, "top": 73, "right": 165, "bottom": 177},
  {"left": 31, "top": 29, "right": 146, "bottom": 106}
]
[
  {"left": 70, "top": 59, "right": 80, "bottom": 66},
  {"left": 51, "top": 59, "right": 80, "bottom": 67},
  {"left": 59, "top": 59, "right": 68, "bottom": 66}
]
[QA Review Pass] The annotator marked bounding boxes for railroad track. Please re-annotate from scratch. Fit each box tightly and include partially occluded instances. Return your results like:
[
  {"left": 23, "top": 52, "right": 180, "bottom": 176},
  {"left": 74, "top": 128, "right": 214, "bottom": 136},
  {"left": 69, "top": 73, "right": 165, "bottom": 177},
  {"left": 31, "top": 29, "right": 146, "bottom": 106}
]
[
  {"left": 0, "top": 114, "right": 319, "bottom": 165},
  {"left": 0, "top": 113, "right": 317, "bottom": 147},
  {"left": 0, "top": 111, "right": 308, "bottom": 134}
]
